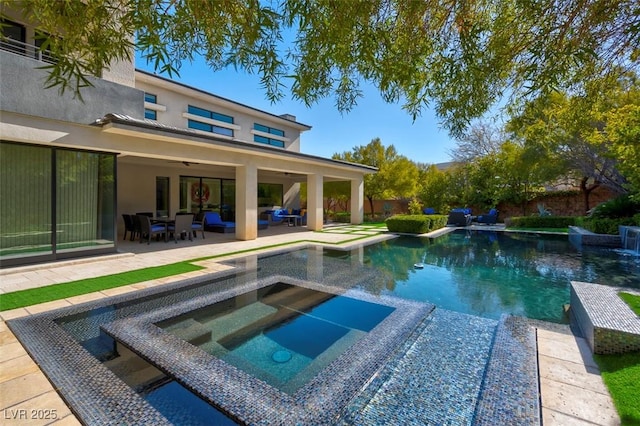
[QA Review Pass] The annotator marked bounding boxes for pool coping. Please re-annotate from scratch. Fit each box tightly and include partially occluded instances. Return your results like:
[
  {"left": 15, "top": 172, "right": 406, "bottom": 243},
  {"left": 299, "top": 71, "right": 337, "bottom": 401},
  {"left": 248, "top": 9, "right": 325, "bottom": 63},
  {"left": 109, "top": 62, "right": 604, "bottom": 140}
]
[
  {"left": 7, "top": 252, "right": 435, "bottom": 425},
  {"left": 570, "top": 281, "right": 640, "bottom": 354},
  {"left": 101, "top": 275, "right": 434, "bottom": 425}
]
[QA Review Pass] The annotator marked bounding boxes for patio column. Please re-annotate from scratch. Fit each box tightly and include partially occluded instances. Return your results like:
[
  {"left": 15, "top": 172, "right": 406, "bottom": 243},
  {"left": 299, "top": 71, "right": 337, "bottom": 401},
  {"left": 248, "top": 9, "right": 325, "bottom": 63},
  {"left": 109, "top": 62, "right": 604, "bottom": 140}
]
[
  {"left": 236, "top": 163, "right": 258, "bottom": 240},
  {"left": 307, "top": 173, "right": 324, "bottom": 231},
  {"left": 350, "top": 176, "right": 364, "bottom": 224}
]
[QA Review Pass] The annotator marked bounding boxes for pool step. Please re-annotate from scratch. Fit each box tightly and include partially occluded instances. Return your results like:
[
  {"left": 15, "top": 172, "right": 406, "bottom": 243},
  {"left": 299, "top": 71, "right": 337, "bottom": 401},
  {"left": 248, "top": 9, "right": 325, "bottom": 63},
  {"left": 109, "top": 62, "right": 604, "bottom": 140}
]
[
  {"left": 342, "top": 309, "right": 497, "bottom": 425},
  {"left": 473, "top": 315, "right": 541, "bottom": 425}
]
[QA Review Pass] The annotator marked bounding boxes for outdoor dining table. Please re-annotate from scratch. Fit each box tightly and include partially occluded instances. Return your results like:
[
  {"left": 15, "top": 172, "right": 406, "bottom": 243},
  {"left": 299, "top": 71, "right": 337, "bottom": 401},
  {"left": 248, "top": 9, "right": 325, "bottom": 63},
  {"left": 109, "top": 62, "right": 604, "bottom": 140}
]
[{"left": 280, "top": 214, "right": 302, "bottom": 226}]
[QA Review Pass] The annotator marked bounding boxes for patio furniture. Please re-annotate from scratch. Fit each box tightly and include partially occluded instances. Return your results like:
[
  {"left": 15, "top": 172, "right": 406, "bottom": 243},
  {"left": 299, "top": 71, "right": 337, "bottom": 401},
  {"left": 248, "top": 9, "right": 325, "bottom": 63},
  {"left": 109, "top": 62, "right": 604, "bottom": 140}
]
[
  {"left": 168, "top": 214, "right": 194, "bottom": 243},
  {"left": 447, "top": 209, "right": 472, "bottom": 227},
  {"left": 192, "top": 212, "right": 205, "bottom": 239},
  {"left": 476, "top": 209, "right": 499, "bottom": 225},
  {"left": 122, "top": 214, "right": 136, "bottom": 241},
  {"left": 203, "top": 212, "right": 236, "bottom": 233},
  {"left": 138, "top": 215, "right": 166, "bottom": 244}
]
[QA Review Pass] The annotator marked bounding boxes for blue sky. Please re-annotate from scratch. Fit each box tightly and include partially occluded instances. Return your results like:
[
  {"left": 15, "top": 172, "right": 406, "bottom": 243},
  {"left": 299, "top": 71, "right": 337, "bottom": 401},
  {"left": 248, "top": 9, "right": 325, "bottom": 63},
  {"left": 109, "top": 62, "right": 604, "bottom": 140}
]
[{"left": 135, "top": 55, "right": 457, "bottom": 165}]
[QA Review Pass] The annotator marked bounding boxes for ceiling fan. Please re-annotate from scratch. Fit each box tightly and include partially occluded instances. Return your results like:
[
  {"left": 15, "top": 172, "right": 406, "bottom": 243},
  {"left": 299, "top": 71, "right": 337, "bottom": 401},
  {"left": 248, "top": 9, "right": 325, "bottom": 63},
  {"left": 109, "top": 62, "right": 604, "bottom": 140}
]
[{"left": 168, "top": 161, "right": 199, "bottom": 166}]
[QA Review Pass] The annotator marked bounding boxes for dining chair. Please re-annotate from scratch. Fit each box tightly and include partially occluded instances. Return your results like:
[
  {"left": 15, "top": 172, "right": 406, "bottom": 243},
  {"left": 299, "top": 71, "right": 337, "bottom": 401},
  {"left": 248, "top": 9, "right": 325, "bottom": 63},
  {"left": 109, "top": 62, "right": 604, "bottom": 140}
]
[
  {"left": 168, "top": 214, "right": 194, "bottom": 243},
  {"left": 137, "top": 215, "right": 166, "bottom": 244},
  {"left": 192, "top": 212, "right": 205, "bottom": 239},
  {"left": 122, "top": 214, "right": 135, "bottom": 241}
]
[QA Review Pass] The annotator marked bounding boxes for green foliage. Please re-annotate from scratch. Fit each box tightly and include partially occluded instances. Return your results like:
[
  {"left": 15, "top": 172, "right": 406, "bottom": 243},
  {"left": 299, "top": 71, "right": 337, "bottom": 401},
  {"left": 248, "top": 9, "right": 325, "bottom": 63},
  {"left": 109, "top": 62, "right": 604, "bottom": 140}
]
[
  {"left": 507, "top": 216, "right": 578, "bottom": 229},
  {"left": 385, "top": 214, "right": 447, "bottom": 234},
  {"left": 407, "top": 198, "right": 422, "bottom": 215},
  {"left": 333, "top": 138, "right": 419, "bottom": 215},
  {"left": 578, "top": 217, "right": 639, "bottom": 235},
  {"left": 590, "top": 195, "right": 640, "bottom": 219},
  {"left": 418, "top": 164, "right": 452, "bottom": 214},
  {"left": 7, "top": 0, "right": 638, "bottom": 136},
  {"left": 619, "top": 292, "right": 640, "bottom": 316},
  {"left": 593, "top": 351, "right": 640, "bottom": 424},
  {"left": 333, "top": 212, "right": 351, "bottom": 223}
]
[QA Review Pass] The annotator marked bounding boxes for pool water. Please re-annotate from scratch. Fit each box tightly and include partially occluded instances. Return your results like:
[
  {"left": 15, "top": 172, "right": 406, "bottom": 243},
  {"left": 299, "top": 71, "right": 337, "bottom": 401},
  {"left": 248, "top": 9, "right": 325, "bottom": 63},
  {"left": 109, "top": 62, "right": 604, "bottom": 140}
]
[
  {"left": 350, "top": 230, "right": 640, "bottom": 323},
  {"left": 156, "top": 282, "right": 394, "bottom": 394}
]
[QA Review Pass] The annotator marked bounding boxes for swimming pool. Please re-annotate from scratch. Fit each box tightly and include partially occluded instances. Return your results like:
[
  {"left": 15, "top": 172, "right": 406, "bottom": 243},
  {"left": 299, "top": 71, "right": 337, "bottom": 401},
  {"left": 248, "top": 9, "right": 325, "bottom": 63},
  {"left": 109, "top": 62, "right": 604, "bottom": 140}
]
[
  {"left": 8, "top": 230, "right": 636, "bottom": 424},
  {"left": 350, "top": 230, "right": 640, "bottom": 323}
]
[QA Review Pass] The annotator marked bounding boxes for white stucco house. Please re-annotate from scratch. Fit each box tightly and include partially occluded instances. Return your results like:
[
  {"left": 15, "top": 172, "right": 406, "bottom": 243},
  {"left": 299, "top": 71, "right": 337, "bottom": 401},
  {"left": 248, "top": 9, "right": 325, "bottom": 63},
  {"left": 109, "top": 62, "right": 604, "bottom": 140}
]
[{"left": 0, "top": 7, "right": 375, "bottom": 267}]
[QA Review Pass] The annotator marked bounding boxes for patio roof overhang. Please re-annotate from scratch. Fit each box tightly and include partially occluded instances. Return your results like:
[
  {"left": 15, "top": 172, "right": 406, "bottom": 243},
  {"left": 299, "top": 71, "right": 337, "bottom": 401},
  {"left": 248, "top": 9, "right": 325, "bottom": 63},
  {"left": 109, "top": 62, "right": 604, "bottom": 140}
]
[{"left": 94, "top": 113, "right": 377, "bottom": 181}]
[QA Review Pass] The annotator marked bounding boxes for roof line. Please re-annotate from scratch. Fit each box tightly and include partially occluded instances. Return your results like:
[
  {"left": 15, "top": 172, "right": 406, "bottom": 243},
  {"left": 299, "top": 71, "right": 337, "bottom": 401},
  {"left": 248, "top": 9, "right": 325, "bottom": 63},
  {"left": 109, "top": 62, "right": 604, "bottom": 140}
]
[{"left": 135, "top": 69, "right": 312, "bottom": 130}]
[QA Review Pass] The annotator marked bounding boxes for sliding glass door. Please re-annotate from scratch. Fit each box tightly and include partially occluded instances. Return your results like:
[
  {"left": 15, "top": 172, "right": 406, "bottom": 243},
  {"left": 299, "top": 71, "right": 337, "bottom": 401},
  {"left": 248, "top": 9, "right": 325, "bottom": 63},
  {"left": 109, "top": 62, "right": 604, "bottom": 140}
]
[{"left": 0, "top": 142, "right": 117, "bottom": 266}]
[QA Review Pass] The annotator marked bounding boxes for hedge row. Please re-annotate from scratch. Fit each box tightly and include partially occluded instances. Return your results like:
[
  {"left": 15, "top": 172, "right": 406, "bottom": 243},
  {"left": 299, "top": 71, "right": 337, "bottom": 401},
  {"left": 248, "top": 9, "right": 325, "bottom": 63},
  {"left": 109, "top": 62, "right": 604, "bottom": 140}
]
[
  {"left": 577, "top": 215, "right": 640, "bottom": 235},
  {"left": 506, "top": 216, "right": 579, "bottom": 228},
  {"left": 385, "top": 214, "right": 448, "bottom": 234}
]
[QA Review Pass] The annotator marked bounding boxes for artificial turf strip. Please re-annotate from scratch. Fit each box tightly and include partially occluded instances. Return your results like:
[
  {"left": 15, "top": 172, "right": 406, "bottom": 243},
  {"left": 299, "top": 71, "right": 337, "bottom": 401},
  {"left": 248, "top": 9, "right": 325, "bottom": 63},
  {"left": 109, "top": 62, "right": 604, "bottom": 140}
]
[
  {"left": 0, "top": 262, "right": 203, "bottom": 311},
  {"left": 593, "top": 351, "right": 640, "bottom": 425},
  {"left": 619, "top": 292, "right": 640, "bottom": 316},
  {"left": 0, "top": 234, "right": 382, "bottom": 311}
]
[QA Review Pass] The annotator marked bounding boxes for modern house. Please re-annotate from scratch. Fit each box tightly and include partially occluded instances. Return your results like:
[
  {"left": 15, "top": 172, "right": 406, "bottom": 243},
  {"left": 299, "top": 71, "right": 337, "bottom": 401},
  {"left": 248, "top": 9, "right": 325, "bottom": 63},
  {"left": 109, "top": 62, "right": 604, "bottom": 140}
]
[{"left": 0, "top": 8, "right": 375, "bottom": 267}]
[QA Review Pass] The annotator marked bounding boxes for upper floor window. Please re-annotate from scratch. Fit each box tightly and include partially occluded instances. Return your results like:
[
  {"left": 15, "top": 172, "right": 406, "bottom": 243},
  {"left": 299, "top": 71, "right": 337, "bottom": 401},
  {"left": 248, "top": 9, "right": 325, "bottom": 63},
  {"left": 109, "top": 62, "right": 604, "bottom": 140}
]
[
  {"left": 144, "top": 93, "right": 157, "bottom": 103},
  {"left": 1, "top": 19, "right": 26, "bottom": 55},
  {"left": 186, "top": 105, "right": 234, "bottom": 137},
  {"left": 253, "top": 123, "right": 285, "bottom": 148},
  {"left": 144, "top": 93, "right": 158, "bottom": 120}
]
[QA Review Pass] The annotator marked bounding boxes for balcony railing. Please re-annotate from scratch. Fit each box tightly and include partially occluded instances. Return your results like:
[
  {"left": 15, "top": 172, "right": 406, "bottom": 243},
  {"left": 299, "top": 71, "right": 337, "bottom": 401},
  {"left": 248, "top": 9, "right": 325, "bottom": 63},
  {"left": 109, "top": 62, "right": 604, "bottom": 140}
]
[{"left": 0, "top": 37, "right": 57, "bottom": 64}]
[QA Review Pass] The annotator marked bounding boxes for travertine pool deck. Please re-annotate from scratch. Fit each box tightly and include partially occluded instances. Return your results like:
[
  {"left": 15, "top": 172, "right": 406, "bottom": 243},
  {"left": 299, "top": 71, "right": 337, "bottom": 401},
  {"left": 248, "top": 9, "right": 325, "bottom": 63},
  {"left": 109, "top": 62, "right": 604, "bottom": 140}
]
[{"left": 0, "top": 225, "right": 621, "bottom": 425}]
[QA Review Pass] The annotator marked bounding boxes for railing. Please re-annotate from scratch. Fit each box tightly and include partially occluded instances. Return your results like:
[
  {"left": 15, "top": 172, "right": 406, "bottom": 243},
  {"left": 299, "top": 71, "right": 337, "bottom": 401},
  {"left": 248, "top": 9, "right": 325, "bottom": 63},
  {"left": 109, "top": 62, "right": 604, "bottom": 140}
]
[{"left": 0, "top": 37, "right": 58, "bottom": 64}]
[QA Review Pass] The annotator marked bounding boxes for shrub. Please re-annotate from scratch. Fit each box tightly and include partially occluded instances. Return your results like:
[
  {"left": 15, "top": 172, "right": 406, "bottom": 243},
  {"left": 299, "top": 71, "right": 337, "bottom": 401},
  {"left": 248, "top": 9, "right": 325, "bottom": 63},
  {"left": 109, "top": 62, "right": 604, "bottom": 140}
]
[
  {"left": 578, "top": 216, "right": 639, "bottom": 235},
  {"left": 589, "top": 195, "right": 640, "bottom": 219},
  {"left": 385, "top": 214, "right": 448, "bottom": 234},
  {"left": 507, "top": 216, "right": 579, "bottom": 229},
  {"left": 333, "top": 212, "right": 351, "bottom": 223},
  {"left": 407, "top": 198, "right": 423, "bottom": 215}
]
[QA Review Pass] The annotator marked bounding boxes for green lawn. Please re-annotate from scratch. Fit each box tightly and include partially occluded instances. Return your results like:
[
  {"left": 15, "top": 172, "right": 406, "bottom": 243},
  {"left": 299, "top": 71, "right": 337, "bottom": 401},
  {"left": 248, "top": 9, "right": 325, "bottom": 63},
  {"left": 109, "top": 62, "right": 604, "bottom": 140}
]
[
  {"left": 619, "top": 292, "right": 640, "bottom": 316},
  {"left": 594, "top": 351, "right": 640, "bottom": 425}
]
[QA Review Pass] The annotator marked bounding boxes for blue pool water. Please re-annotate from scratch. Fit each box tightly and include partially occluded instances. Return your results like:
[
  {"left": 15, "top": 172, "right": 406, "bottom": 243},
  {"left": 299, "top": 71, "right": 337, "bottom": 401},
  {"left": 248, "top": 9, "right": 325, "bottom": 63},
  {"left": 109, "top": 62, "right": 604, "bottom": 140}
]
[
  {"left": 157, "top": 282, "right": 395, "bottom": 394},
  {"left": 347, "top": 230, "right": 640, "bottom": 323}
]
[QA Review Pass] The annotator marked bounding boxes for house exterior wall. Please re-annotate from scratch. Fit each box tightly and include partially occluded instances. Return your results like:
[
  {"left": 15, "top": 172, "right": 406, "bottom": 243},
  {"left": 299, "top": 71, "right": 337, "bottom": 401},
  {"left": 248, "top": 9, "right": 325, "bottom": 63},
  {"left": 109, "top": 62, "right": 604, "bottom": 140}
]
[
  {"left": 0, "top": 51, "right": 143, "bottom": 124},
  {"left": 135, "top": 72, "right": 305, "bottom": 152}
]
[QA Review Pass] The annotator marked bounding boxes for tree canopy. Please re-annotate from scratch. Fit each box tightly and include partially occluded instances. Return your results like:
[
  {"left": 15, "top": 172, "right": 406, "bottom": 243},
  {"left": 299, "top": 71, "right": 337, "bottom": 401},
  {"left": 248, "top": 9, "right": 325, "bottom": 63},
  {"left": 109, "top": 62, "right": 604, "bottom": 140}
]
[{"left": 3, "top": 0, "right": 638, "bottom": 136}]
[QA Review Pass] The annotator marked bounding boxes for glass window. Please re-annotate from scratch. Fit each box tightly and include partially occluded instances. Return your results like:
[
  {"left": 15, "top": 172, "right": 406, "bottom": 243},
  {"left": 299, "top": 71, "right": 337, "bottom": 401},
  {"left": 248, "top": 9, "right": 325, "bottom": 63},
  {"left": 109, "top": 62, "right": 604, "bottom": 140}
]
[
  {"left": 145, "top": 109, "right": 157, "bottom": 120},
  {"left": 0, "top": 142, "right": 116, "bottom": 265},
  {"left": 179, "top": 176, "right": 221, "bottom": 213},
  {"left": 187, "top": 119, "right": 233, "bottom": 137},
  {"left": 156, "top": 177, "right": 169, "bottom": 217},
  {"left": 1, "top": 19, "right": 26, "bottom": 55},
  {"left": 0, "top": 142, "right": 52, "bottom": 260},
  {"left": 253, "top": 123, "right": 285, "bottom": 147},
  {"left": 145, "top": 93, "right": 157, "bottom": 103},
  {"left": 187, "top": 105, "right": 234, "bottom": 137},
  {"left": 56, "top": 150, "right": 115, "bottom": 254}
]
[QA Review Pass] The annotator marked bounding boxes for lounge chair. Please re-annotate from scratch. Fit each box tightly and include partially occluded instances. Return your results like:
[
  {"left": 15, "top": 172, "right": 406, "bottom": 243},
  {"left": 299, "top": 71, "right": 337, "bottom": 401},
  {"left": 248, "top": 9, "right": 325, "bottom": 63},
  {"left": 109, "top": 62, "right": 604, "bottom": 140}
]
[
  {"left": 476, "top": 208, "right": 499, "bottom": 225},
  {"left": 203, "top": 212, "right": 236, "bottom": 233},
  {"left": 447, "top": 209, "right": 472, "bottom": 226}
]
